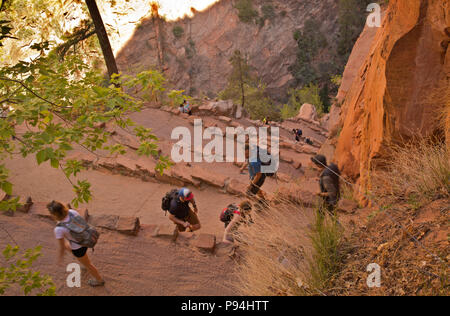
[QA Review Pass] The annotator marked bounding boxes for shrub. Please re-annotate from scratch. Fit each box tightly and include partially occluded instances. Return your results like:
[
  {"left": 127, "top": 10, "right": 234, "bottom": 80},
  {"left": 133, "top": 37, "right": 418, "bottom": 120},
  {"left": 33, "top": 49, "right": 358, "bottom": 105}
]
[
  {"left": 309, "top": 212, "right": 345, "bottom": 291},
  {"left": 373, "top": 138, "right": 450, "bottom": 200},
  {"left": 288, "top": 84, "right": 325, "bottom": 115},
  {"left": 234, "top": 0, "right": 258, "bottom": 23},
  {"left": 172, "top": 25, "right": 184, "bottom": 39}
]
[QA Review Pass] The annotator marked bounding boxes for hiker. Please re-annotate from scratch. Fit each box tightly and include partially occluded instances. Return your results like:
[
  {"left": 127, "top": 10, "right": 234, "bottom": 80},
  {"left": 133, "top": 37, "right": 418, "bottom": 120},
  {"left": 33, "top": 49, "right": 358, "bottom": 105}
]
[
  {"left": 221, "top": 200, "right": 253, "bottom": 244},
  {"left": 168, "top": 188, "right": 201, "bottom": 233},
  {"left": 179, "top": 100, "right": 192, "bottom": 116},
  {"left": 293, "top": 129, "right": 303, "bottom": 142},
  {"left": 305, "top": 138, "right": 313, "bottom": 146},
  {"left": 244, "top": 144, "right": 268, "bottom": 201},
  {"left": 311, "top": 155, "right": 341, "bottom": 214},
  {"left": 47, "top": 201, "right": 105, "bottom": 287}
]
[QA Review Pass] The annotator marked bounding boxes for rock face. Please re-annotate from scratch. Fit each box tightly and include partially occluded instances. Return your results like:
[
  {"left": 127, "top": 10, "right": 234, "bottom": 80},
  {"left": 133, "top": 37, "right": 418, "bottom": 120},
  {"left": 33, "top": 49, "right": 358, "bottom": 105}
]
[
  {"left": 335, "top": 0, "right": 450, "bottom": 202},
  {"left": 297, "top": 103, "right": 318, "bottom": 122},
  {"left": 116, "top": 0, "right": 339, "bottom": 102}
]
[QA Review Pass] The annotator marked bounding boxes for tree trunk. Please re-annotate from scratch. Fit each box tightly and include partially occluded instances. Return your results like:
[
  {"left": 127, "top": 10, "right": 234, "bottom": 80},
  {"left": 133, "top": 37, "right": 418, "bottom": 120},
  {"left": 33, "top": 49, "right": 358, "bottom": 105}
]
[{"left": 85, "top": 0, "right": 119, "bottom": 80}]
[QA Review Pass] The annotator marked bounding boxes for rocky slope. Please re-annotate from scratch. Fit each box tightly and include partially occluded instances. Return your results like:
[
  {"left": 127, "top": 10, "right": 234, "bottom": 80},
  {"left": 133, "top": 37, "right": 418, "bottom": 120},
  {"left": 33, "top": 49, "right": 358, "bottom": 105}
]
[
  {"left": 334, "top": 0, "right": 450, "bottom": 201},
  {"left": 116, "top": 0, "right": 339, "bottom": 102}
]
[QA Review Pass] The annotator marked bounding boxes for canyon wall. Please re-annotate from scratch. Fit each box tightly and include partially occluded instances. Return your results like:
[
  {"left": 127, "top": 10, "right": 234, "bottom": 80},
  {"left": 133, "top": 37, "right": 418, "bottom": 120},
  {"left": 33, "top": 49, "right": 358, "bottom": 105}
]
[
  {"left": 335, "top": 0, "right": 450, "bottom": 200},
  {"left": 116, "top": 0, "right": 339, "bottom": 102}
]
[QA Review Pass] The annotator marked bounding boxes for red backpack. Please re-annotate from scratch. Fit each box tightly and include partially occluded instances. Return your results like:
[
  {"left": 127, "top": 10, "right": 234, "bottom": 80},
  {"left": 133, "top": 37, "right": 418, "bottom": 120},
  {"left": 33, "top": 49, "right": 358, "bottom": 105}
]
[{"left": 220, "top": 204, "right": 240, "bottom": 223}]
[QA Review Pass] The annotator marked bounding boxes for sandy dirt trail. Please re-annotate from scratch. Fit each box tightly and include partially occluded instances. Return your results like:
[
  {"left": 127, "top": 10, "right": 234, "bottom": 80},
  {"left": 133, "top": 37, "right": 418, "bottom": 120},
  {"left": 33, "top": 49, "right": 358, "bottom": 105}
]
[
  {"left": 0, "top": 107, "right": 324, "bottom": 295},
  {"left": 0, "top": 212, "right": 235, "bottom": 296}
]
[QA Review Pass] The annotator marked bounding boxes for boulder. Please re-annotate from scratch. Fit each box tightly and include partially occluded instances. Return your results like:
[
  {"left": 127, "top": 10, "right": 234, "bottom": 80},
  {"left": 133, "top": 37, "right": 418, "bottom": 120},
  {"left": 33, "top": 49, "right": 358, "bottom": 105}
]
[
  {"left": 276, "top": 185, "right": 317, "bottom": 207},
  {"left": 64, "top": 152, "right": 95, "bottom": 167},
  {"left": 230, "top": 121, "right": 242, "bottom": 129},
  {"left": 193, "top": 234, "right": 216, "bottom": 252},
  {"left": 152, "top": 224, "right": 176, "bottom": 237},
  {"left": 296, "top": 103, "right": 318, "bottom": 122},
  {"left": 136, "top": 157, "right": 157, "bottom": 178},
  {"left": 89, "top": 214, "right": 119, "bottom": 230},
  {"left": 280, "top": 141, "right": 295, "bottom": 150},
  {"left": 155, "top": 169, "right": 186, "bottom": 187},
  {"left": 116, "top": 156, "right": 138, "bottom": 173},
  {"left": 96, "top": 157, "right": 116, "bottom": 170},
  {"left": 211, "top": 100, "right": 234, "bottom": 116},
  {"left": 116, "top": 216, "right": 140, "bottom": 236},
  {"left": 226, "top": 178, "right": 247, "bottom": 196},
  {"left": 114, "top": 133, "right": 140, "bottom": 150},
  {"left": 191, "top": 167, "right": 228, "bottom": 188},
  {"left": 218, "top": 116, "right": 232, "bottom": 123},
  {"left": 198, "top": 103, "right": 214, "bottom": 113}
]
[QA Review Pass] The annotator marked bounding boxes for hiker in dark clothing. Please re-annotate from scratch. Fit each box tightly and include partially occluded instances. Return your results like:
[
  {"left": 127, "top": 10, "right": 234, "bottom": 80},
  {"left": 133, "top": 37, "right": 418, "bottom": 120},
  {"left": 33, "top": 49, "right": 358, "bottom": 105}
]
[
  {"left": 311, "top": 155, "right": 341, "bottom": 214},
  {"left": 293, "top": 129, "right": 303, "bottom": 142},
  {"left": 168, "top": 188, "right": 201, "bottom": 232},
  {"left": 244, "top": 144, "right": 268, "bottom": 201}
]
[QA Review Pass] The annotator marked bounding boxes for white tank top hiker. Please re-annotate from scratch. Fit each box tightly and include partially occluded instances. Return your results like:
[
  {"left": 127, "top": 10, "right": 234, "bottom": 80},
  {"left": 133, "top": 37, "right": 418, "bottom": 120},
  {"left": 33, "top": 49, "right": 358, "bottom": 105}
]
[{"left": 54, "top": 210, "right": 83, "bottom": 250}]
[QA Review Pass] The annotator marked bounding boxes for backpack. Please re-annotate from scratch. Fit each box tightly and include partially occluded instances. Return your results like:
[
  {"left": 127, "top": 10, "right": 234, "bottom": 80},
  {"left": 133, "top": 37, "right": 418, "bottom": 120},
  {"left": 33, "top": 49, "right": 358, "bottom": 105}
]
[
  {"left": 220, "top": 204, "right": 239, "bottom": 223},
  {"left": 161, "top": 189, "right": 179, "bottom": 213},
  {"left": 57, "top": 212, "right": 99, "bottom": 249}
]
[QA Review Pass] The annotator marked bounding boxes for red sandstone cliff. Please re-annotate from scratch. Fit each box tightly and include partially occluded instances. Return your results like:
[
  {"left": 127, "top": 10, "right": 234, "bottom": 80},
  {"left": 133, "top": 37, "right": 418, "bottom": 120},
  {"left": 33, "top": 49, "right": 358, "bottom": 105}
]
[
  {"left": 116, "top": 0, "right": 339, "bottom": 102},
  {"left": 335, "top": 0, "right": 450, "bottom": 201}
]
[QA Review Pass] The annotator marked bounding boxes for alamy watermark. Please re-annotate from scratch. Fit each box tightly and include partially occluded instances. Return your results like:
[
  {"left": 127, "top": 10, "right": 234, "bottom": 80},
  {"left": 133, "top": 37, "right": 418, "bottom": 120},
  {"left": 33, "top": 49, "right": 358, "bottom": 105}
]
[
  {"left": 66, "top": 263, "right": 81, "bottom": 288},
  {"left": 170, "top": 119, "right": 279, "bottom": 174},
  {"left": 367, "top": 263, "right": 381, "bottom": 288},
  {"left": 367, "top": 3, "right": 382, "bottom": 28}
]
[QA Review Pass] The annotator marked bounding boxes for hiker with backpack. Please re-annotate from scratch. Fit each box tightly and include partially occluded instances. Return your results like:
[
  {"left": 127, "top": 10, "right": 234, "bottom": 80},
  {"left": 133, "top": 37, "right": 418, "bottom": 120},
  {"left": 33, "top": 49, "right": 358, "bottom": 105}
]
[
  {"left": 163, "top": 188, "right": 201, "bottom": 234},
  {"left": 311, "top": 155, "right": 341, "bottom": 214},
  {"left": 179, "top": 100, "right": 192, "bottom": 116},
  {"left": 47, "top": 201, "right": 104, "bottom": 287},
  {"left": 244, "top": 144, "right": 268, "bottom": 201},
  {"left": 293, "top": 129, "right": 303, "bottom": 142},
  {"left": 221, "top": 200, "right": 253, "bottom": 244}
]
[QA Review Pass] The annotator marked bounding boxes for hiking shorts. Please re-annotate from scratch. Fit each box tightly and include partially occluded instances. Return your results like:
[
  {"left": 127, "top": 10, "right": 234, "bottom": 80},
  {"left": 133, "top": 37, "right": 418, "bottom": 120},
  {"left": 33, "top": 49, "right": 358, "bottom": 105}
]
[
  {"left": 72, "top": 247, "right": 88, "bottom": 258},
  {"left": 247, "top": 174, "right": 267, "bottom": 195},
  {"left": 177, "top": 209, "right": 200, "bottom": 232}
]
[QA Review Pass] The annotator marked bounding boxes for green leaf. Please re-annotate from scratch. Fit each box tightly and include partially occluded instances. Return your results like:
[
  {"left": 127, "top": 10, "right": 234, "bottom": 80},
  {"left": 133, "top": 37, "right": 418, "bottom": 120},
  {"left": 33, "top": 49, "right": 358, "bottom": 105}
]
[
  {"left": 1, "top": 181, "right": 12, "bottom": 195},
  {"left": 36, "top": 150, "right": 47, "bottom": 165},
  {"left": 50, "top": 159, "right": 59, "bottom": 169}
]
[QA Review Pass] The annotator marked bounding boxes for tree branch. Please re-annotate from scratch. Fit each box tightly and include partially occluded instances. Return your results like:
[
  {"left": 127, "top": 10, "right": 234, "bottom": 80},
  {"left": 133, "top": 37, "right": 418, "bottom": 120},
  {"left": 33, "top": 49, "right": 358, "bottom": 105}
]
[{"left": 56, "top": 21, "right": 96, "bottom": 60}]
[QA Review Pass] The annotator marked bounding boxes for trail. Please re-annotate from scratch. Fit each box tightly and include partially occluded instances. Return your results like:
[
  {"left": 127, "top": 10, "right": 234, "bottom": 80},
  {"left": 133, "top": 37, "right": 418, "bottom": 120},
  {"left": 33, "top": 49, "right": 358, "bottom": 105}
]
[{"left": 1, "top": 106, "right": 325, "bottom": 296}]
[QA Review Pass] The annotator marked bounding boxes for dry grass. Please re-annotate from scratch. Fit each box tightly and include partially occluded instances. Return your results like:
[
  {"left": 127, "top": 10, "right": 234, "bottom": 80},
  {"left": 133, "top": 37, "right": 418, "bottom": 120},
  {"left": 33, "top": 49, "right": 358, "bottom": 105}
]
[
  {"left": 233, "top": 199, "right": 314, "bottom": 296},
  {"left": 373, "top": 138, "right": 449, "bottom": 200},
  {"left": 232, "top": 198, "right": 345, "bottom": 296}
]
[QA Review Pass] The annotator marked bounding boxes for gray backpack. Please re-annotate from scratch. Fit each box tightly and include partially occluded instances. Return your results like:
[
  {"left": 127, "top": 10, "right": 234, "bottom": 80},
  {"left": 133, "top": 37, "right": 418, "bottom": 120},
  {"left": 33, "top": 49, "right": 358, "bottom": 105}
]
[{"left": 57, "top": 212, "right": 100, "bottom": 249}]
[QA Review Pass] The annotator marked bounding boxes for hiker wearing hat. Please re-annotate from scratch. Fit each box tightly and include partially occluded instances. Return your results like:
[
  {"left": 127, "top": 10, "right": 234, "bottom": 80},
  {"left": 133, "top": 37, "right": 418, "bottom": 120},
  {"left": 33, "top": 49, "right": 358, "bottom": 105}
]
[
  {"left": 222, "top": 200, "right": 253, "bottom": 244},
  {"left": 311, "top": 155, "right": 341, "bottom": 213},
  {"left": 168, "top": 188, "right": 201, "bottom": 232}
]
